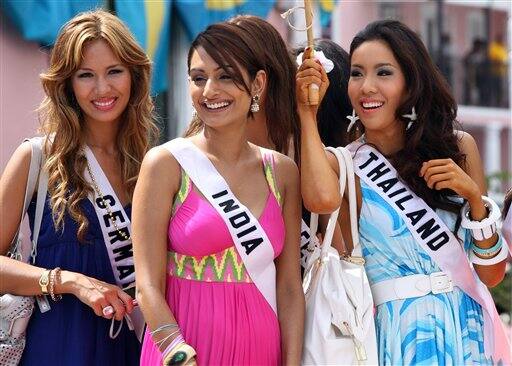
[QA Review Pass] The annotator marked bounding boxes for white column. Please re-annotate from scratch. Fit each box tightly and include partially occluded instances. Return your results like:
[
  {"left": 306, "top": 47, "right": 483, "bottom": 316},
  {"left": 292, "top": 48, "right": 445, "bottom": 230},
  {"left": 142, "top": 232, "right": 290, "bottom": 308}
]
[
  {"left": 484, "top": 123, "right": 503, "bottom": 192},
  {"left": 167, "top": 18, "right": 193, "bottom": 138}
]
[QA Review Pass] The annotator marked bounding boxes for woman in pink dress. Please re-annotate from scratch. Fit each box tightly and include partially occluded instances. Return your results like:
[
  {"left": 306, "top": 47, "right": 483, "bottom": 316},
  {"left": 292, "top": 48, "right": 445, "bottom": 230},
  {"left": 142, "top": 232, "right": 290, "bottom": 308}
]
[{"left": 132, "top": 22, "right": 305, "bottom": 366}]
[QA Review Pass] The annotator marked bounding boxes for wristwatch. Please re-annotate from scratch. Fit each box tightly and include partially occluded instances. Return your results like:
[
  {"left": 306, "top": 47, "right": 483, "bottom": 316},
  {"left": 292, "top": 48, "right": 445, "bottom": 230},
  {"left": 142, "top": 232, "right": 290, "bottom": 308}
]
[{"left": 39, "top": 269, "right": 51, "bottom": 295}]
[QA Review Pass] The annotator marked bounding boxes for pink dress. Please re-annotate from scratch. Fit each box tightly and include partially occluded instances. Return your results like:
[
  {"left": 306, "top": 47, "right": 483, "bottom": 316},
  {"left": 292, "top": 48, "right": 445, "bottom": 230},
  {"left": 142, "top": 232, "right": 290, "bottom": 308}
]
[{"left": 140, "top": 152, "right": 285, "bottom": 366}]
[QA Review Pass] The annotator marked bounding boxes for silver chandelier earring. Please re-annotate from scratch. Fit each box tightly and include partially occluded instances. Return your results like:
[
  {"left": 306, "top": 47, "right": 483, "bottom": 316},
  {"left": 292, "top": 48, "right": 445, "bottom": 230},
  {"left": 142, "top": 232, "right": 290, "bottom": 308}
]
[
  {"left": 250, "top": 95, "right": 260, "bottom": 113},
  {"left": 346, "top": 109, "right": 360, "bottom": 133},
  {"left": 192, "top": 104, "right": 198, "bottom": 119},
  {"left": 402, "top": 106, "right": 417, "bottom": 131}
]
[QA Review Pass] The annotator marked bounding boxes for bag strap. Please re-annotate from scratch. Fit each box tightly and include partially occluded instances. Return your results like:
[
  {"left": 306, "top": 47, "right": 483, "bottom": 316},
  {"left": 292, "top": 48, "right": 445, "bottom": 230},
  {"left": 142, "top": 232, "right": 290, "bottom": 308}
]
[
  {"left": 336, "top": 146, "right": 361, "bottom": 256},
  {"left": 8, "top": 138, "right": 44, "bottom": 262},
  {"left": 309, "top": 147, "right": 345, "bottom": 256},
  {"left": 30, "top": 149, "right": 48, "bottom": 263},
  {"left": 309, "top": 147, "right": 360, "bottom": 257}
]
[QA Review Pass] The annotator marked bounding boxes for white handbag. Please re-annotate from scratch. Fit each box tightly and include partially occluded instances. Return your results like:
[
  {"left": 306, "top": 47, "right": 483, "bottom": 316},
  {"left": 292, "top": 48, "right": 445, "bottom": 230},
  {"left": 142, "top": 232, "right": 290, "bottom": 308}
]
[
  {"left": 0, "top": 137, "right": 47, "bottom": 366},
  {"left": 302, "top": 146, "right": 378, "bottom": 365}
]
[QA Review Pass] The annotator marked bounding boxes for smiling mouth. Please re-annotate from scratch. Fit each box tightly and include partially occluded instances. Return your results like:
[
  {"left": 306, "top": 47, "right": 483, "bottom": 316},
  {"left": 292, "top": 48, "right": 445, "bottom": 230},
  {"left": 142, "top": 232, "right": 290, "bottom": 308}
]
[
  {"left": 204, "top": 101, "right": 231, "bottom": 110},
  {"left": 92, "top": 97, "right": 117, "bottom": 111},
  {"left": 361, "top": 101, "right": 384, "bottom": 110}
]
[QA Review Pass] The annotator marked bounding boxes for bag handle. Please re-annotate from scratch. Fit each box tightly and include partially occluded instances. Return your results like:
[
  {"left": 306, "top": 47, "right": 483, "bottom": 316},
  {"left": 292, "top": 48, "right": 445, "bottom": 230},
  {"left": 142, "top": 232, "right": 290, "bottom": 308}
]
[
  {"left": 8, "top": 138, "right": 43, "bottom": 261},
  {"left": 30, "top": 154, "right": 48, "bottom": 263},
  {"left": 335, "top": 147, "right": 361, "bottom": 256},
  {"left": 309, "top": 146, "right": 360, "bottom": 257},
  {"left": 308, "top": 147, "right": 346, "bottom": 256}
]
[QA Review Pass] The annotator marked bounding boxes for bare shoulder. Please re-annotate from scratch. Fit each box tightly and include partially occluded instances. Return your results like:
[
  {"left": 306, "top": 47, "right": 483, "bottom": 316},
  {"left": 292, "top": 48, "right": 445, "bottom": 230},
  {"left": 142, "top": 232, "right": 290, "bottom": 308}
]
[
  {"left": 270, "top": 150, "right": 299, "bottom": 179},
  {"left": 454, "top": 130, "right": 479, "bottom": 156},
  {"left": 139, "top": 144, "right": 181, "bottom": 190},
  {"left": 1, "top": 141, "right": 32, "bottom": 183}
]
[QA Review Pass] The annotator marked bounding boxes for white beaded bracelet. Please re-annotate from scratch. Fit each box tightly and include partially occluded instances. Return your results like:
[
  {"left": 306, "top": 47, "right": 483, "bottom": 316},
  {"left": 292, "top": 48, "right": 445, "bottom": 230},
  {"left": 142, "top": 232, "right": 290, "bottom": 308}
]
[
  {"left": 470, "top": 240, "right": 509, "bottom": 266},
  {"left": 460, "top": 196, "right": 501, "bottom": 241}
]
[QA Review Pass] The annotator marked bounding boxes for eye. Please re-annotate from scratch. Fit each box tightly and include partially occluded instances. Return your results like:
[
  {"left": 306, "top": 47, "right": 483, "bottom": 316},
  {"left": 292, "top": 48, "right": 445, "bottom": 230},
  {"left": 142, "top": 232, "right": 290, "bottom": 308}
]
[
  {"left": 219, "top": 74, "right": 232, "bottom": 80},
  {"left": 377, "top": 68, "right": 393, "bottom": 76},
  {"left": 108, "top": 68, "right": 124, "bottom": 75},
  {"left": 190, "top": 75, "right": 207, "bottom": 85},
  {"left": 77, "top": 72, "right": 93, "bottom": 78},
  {"left": 350, "top": 69, "right": 363, "bottom": 77}
]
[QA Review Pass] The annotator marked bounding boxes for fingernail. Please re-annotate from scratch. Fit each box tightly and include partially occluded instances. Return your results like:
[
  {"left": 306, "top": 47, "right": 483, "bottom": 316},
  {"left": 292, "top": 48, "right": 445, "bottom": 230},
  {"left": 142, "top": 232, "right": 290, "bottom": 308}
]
[{"left": 310, "top": 83, "right": 319, "bottom": 90}]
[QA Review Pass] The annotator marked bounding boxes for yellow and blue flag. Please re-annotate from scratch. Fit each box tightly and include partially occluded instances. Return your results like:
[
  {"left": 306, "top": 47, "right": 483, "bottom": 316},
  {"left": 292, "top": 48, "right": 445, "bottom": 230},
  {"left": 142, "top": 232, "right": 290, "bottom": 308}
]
[
  {"left": 116, "top": 0, "right": 172, "bottom": 94},
  {"left": 317, "top": 0, "right": 338, "bottom": 28},
  {"left": 1, "top": 0, "right": 104, "bottom": 46},
  {"left": 175, "top": 0, "right": 275, "bottom": 40}
]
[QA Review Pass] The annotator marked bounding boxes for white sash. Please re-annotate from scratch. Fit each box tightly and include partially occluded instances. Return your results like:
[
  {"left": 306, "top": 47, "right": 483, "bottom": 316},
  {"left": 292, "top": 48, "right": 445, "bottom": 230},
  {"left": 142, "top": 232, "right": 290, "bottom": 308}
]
[
  {"left": 83, "top": 146, "right": 144, "bottom": 340},
  {"left": 163, "top": 138, "right": 277, "bottom": 314},
  {"left": 347, "top": 141, "right": 511, "bottom": 364}
]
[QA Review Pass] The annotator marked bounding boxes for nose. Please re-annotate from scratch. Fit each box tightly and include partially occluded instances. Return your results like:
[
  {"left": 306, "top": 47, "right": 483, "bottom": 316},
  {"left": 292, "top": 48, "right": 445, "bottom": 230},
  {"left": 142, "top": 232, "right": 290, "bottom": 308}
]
[
  {"left": 95, "top": 76, "right": 111, "bottom": 95},
  {"left": 202, "top": 78, "right": 219, "bottom": 99},
  {"left": 361, "top": 75, "right": 377, "bottom": 95}
]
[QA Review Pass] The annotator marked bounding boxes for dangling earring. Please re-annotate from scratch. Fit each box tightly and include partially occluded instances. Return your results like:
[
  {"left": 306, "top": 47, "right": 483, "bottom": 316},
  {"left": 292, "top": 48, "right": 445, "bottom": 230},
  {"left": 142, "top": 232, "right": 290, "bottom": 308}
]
[
  {"left": 250, "top": 95, "right": 260, "bottom": 113},
  {"left": 402, "top": 106, "right": 417, "bottom": 131},
  {"left": 191, "top": 104, "right": 198, "bottom": 119},
  {"left": 346, "top": 109, "right": 360, "bottom": 133}
]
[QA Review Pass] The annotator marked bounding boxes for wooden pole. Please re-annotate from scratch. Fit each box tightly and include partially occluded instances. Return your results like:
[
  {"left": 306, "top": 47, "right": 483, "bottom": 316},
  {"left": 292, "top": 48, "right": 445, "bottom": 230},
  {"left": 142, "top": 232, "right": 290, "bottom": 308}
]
[{"left": 304, "top": 0, "right": 319, "bottom": 105}]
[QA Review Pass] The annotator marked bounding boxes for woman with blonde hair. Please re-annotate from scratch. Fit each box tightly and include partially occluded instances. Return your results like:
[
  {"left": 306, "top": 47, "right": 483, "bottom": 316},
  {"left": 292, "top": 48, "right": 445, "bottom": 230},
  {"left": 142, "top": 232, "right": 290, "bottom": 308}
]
[{"left": 0, "top": 10, "right": 157, "bottom": 365}]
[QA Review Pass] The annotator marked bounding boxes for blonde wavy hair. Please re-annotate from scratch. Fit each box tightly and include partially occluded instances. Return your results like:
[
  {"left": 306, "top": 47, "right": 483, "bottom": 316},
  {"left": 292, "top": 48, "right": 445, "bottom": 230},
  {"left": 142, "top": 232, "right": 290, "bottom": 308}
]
[{"left": 39, "top": 10, "right": 158, "bottom": 240}]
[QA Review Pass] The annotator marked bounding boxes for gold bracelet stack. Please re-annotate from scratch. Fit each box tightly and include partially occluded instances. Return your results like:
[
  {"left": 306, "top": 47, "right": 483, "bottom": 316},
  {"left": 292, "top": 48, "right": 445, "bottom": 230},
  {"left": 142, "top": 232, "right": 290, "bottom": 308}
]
[{"left": 49, "top": 267, "right": 63, "bottom": 301}]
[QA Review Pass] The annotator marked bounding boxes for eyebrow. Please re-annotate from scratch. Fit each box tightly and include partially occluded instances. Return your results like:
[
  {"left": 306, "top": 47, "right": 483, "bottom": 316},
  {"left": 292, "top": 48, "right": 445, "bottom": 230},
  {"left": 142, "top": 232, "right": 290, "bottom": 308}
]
[
  {"left": 189, "top": 65, "right": 233, "bottom": 73},
  {"left": 351, "top": 62, "right": 395, "bottom": 69},
  {"left": 77, "top": 64, "right": 123, "bottom": 71}
]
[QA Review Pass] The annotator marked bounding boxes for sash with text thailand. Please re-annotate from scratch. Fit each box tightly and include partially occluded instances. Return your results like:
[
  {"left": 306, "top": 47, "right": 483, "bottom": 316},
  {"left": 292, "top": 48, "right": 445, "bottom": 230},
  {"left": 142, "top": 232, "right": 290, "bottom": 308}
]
[
  {"left": 83, "top": 146, "right": 144, "bottom": 340},
  {"left": 164, "top": 138, "right": 277, "bottom": 314},
  {"left": 347, "top": 141, "right": 511, "bottom": 363}
]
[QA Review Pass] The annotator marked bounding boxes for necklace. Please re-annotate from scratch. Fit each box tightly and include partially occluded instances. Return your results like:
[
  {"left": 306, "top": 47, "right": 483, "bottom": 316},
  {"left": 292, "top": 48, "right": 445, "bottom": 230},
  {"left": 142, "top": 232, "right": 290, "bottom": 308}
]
[{"left": 85, "top": 159, "right": 130, "bottom": 241}]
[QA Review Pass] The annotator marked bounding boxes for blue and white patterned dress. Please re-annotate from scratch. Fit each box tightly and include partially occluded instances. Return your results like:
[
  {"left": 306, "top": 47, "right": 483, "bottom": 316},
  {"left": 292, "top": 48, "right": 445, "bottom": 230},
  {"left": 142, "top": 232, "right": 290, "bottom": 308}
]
[{"left": 359, "top": 180, "right": 494, "bottom": 365}]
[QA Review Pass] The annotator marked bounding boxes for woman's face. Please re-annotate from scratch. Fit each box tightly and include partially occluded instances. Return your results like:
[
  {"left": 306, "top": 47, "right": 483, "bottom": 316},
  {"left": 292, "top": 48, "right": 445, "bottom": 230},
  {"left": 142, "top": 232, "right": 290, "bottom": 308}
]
[
  {"left": 348, "top": 40, "right": 406, "bottom": 133},
  {"left": 188, "top": 47, "right": 254, "bottom": 129},
  {"left": 71, "top": 39, "right": 131, "bottom": 127}
]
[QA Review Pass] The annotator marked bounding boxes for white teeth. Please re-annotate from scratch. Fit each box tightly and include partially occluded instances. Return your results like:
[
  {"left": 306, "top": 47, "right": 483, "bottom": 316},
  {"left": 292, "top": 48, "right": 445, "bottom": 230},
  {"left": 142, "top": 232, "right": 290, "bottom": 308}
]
[
  {"left": 205, "top": 101, "right": 229, "bottom": 109},
  {"left": 362, "top": 101, "right": 383, "bottom": 109},
  {"left": 93, "top": 99, "right": 115, "bottom": 107}
]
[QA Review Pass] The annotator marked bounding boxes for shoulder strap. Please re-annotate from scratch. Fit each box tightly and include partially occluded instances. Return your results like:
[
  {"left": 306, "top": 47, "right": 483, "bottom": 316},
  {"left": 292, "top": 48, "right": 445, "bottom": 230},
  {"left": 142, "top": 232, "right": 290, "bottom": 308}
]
[
  {"left": 9, "top": 137, "right": 46, "bottom": 262},
  {"left": 260, "top": 149, "right": 282, "bottom": 206}
]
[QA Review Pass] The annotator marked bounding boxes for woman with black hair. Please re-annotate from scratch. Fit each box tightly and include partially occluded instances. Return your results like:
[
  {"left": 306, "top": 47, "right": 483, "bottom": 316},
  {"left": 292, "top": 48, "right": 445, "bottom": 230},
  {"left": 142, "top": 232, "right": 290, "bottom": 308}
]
[
  {"left": 298, "top": 20, "right": 510, "bottom": 364},
  {"left": 295, "top": 39, "right": 352, "bottom": 149}
]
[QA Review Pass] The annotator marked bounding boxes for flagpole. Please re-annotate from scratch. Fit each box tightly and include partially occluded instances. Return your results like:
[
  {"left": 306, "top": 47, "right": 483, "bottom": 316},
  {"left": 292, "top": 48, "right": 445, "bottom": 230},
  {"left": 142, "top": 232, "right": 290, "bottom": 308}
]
[{"left": 304, "top": 0, "right": 319, "bottom": 105}]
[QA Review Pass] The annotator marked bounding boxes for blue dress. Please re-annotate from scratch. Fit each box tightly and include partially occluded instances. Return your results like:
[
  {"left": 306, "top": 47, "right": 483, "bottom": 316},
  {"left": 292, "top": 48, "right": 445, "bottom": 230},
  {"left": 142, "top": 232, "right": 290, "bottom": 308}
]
[
  {"left": 359, "top": 180, "right": 494, "bottom": 365},
  {"left": 20, "top": 195, "right": 140, "bottom": 366}
]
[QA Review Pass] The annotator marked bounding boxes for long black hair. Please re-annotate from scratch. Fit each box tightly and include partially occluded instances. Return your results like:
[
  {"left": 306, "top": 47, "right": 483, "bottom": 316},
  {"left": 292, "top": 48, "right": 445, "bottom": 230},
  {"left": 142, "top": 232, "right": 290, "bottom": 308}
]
[
  {"left": 350, "top": 20, "right": 465, "bottom": 214},
  {"left": 295, "top": 39, "right": 352, "bottom": 148}
]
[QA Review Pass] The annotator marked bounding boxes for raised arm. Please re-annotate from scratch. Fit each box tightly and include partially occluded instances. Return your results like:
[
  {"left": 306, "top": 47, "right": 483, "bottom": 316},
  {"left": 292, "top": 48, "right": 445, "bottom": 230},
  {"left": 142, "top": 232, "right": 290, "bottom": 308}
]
[
  {"left": 273, "top": 154, "right": 305, "bottom": 365},
  {"left": 296, "top": 57, "right": 341, "bottom": 214},
  {"left": 132, "top": 146, "right": 181, "bottom": 349}
]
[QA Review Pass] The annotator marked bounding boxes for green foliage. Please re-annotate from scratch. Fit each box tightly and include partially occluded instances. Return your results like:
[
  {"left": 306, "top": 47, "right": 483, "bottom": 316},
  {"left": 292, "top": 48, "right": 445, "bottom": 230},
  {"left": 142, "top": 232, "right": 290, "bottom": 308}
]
[{"left": 490, "top": 270, "right": 511, "bottom": 315}]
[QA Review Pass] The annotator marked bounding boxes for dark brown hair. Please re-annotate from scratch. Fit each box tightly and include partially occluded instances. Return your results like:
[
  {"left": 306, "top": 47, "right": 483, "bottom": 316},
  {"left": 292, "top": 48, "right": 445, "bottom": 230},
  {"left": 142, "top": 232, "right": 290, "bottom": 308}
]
[
  {"left": 184, "top": 17, "right": 300, "bottom": 162},
  {"left": 350, "top": 20, "right": 465, "bottom": 214}
]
